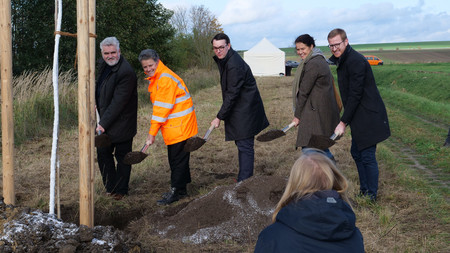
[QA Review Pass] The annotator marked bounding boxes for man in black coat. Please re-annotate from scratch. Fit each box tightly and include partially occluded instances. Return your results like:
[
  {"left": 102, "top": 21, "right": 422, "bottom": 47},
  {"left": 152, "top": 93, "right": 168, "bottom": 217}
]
[
  {"left": 96, "top": 37, "right": 138, "bottom": 200},
  {"left": 327, "top": 29, "right": 390, "bottom": 201},
  {"left": 210, "top": 33, "right": 269, "bottom": 182}
]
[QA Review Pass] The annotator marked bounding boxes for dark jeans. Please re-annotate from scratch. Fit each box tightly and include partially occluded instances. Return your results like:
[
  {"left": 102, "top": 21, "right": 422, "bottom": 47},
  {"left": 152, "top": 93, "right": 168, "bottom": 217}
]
[
  {"left": 97, "top": 139, "right": 133, "bottom": 195},
  {"left": 350, "top": 139, "right": 379, "bottom": 200},
  {"left": 167, "top": 140, "right": 191, "bottom": 189},
  {"left": 235, "top": 137, "right": 255, "bottom": 182}
]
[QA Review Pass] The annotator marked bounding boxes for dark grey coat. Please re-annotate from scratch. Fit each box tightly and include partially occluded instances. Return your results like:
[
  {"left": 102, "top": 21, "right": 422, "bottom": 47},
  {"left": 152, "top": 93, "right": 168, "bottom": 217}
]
[
  {"left": 96, "top": 55, "right": 138, "bottom": 143},
  {"left": 329, "top": 45, "right": 390, "bottom": 150},
  {"left": 294, "top": 54, "right": 340, "bottom": 148},
  {"left": 213, "top": 48, "right": 269, "bottom": 141}
]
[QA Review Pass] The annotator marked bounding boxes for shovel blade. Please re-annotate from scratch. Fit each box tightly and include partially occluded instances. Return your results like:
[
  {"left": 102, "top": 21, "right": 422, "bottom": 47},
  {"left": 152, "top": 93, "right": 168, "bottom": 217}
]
[
  {"left": 95, "top": 134, "right": 111, "bottom": 148},
  {"left": 184, "top": 137, "right": 206, "bottom": 152},
  {"left": 123, "top": 151, "right": 148, "bottom": 165},
  {"left": 308, "top": 135, "right": 336, "bottom": 150},
  {"left": 256, "top": 130, "right": 286, "bottom": 142}
]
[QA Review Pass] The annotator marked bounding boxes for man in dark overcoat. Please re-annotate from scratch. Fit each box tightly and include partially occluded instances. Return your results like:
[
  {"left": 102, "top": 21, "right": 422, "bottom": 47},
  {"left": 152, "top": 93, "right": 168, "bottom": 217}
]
[
  {"left": 210, "top": 33, "right": 269, "bottom": 182},
  {"left": 96, "top": 37, "right": 138, "bottom": 200},
  {"left": 327, "top": 29, "right": 390, "bottom": 201}
]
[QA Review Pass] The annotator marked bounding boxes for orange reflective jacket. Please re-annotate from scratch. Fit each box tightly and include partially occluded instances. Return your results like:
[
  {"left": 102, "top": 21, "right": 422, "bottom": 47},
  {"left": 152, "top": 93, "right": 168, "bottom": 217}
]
[{"left": 146, "top": 61, "right": 198, "bottom": 145}]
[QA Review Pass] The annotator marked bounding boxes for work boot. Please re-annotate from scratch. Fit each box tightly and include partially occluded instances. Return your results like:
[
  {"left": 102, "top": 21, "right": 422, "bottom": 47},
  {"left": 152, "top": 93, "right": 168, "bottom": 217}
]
[{"left": 157, "top": 187, "right": 186, "bottom": 205}]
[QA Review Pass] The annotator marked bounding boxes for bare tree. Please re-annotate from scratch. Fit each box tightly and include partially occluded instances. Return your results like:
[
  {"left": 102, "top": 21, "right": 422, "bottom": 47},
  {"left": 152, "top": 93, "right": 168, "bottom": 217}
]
[
  {"left": 170, "top": 6, "right": 190, "bottom": 36},
  {"left": 171, "top": 5, "right": 223, "bottom": 69}
]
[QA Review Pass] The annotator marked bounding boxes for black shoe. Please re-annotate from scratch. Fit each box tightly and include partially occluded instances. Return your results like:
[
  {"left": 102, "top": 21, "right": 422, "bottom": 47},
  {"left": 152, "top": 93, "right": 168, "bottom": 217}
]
[
  {"left": 157, "top": 187, "right": 185, "bottom": 205},
  {"left": 161, "top": 187, "right": 187, "bottom": 199}
]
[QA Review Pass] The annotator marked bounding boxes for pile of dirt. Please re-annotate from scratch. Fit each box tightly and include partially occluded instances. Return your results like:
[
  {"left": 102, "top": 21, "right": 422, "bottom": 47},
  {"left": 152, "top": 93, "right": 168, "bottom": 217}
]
[
  {"left": 0, "top": 175, "right": 288, "bottom": 251},
  {"left": 138, "top": 175, "right": 287, "bottom": 244},
  {"left": 0, "top": 201, "right": 141, "bottom": 252}
]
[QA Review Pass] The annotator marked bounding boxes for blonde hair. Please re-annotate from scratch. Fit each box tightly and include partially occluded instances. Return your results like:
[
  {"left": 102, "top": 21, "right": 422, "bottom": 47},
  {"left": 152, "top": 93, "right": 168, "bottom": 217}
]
[{"left": 272, "top": 149, "right": 350, "bottom": 222}]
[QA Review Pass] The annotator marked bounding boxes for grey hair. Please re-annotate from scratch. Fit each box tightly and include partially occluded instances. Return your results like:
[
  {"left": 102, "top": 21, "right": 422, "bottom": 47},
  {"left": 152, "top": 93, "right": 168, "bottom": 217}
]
[
  {"left": 100, "top": 37, "right": 120, "bottom": 52},
  {"left": 138, "top": 49, "right": 159, "bottom": 63}
]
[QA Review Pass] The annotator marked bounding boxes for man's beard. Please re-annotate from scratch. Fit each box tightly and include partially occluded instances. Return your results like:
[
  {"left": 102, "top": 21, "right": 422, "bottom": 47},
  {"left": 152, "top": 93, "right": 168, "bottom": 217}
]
[{"left": 106, "top": 58, "right": 119, "bottom": 66}]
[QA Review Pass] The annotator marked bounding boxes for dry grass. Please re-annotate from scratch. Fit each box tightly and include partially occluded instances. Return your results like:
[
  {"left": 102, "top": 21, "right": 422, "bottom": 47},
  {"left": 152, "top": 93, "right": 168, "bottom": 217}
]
[
  {"left": 12, "top": 68, "right": 76, "bottom": 102},
  {"left": 1, "top": 73, "right": 448, "bottom": 252}
]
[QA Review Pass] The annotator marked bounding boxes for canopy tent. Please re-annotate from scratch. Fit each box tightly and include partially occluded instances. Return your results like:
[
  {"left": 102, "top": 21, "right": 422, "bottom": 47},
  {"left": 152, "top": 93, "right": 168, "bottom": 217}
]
[{"left": 244, "top": 37, "right": 285, "bottom": 76}]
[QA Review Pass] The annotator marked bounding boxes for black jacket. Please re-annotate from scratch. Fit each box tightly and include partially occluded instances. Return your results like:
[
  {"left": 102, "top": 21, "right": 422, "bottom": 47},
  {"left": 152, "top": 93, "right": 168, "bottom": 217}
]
[
  {"left": 96, "top": 55, "right": 138, "bottom": 143},
  {"left": 329, "top": 45, "right": 390, "bottom": 150},
  {"left": 254, "top": 190, "right": 365, "bottom": 253},
  {"left": 213, "top": 48, "right": 269, "bottom": 141}
]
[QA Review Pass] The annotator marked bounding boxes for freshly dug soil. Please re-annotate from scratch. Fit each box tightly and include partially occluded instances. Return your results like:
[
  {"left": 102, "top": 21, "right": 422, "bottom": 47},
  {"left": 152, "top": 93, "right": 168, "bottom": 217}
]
[{"left": 137, "top": 175, "right": 287, "bottom": 244}]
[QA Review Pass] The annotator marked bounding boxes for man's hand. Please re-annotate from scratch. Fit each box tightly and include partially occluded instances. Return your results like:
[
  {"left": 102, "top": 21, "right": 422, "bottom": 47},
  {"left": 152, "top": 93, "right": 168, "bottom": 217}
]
[
  {"left": 211, "top": 117, "right": 221, "bottom": 128},
  {"left": 292, "top": 117, "right": 300, "bottom": 127},
  {"left": 96, "top": 125, "right": 105, "bottom": 134},
  {"left": 334, "top": 121, "right": 347, "bottom": 137},
  {"left": 146, "top": 134, "right": 156, "bottom": 146}
]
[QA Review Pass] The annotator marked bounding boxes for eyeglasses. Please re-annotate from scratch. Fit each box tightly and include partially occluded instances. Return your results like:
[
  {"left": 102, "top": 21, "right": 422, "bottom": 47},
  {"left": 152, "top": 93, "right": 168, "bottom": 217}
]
[
  {"left": 213, "top": 45, "right": 227, "bottom": 51},
  {"left": 328, "top": 41, "right": 344, "bottom": 49}
]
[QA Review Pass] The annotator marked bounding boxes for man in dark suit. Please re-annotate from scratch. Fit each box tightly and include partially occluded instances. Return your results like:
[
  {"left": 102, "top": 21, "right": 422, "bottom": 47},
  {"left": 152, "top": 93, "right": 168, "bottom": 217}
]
[
  {"left": 210, "top": 33, "right": 269, "bottom": 182},
  {"left": 96, "top": 37, "right": 138, "bottom": 200},
  {"left": 327, "top": 28, "right": 390, "bottom": 201}
]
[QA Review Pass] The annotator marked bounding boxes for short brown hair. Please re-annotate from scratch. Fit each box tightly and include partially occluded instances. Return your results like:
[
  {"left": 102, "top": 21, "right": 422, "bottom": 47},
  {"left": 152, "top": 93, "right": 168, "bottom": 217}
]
[{"left": 327, "top": 28, "right": 347, "bottom": 41}]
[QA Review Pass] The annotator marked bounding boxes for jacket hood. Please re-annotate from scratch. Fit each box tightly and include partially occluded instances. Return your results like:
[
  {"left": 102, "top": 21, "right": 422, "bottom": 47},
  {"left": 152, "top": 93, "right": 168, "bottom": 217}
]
[{"left": 276, "top": 190, "right": 357, "bottom": 241}]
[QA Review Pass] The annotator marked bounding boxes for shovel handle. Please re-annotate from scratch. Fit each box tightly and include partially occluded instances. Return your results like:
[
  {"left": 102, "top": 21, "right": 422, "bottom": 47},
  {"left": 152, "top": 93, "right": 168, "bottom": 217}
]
[
  {"left": 282, "top": 122, "right": 296, "bottom": 133},
  {"left": 203, "top": 125, "right": 215, "bottom": 140},
  {"left": 330, "top": 133, "right": 337, "bottom": 140},
  {"left": 141, "top": 143, "right": 150, "bottom": 153}
]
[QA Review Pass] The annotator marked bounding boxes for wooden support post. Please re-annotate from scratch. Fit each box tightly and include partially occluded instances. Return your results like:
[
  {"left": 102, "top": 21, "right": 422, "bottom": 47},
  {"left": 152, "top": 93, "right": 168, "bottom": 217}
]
[
  {"left": 77, "top": 0, "right": 94, "bottom": 227},
  {"left": 0, "top": 0, "right": 16, "bottom": 205},
  {"left": 88, "top": 0, "right": 96, "bottom": 221}
]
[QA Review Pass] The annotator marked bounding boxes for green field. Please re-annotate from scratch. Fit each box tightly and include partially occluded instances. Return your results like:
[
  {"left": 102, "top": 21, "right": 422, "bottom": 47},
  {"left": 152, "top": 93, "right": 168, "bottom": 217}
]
[{"left": 282, "top": 41, "right": 450, "bottom": 59}]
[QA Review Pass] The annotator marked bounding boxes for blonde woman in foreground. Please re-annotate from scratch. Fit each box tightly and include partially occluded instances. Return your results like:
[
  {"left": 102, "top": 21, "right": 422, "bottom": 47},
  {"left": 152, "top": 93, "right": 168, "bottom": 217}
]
[{"left": 254, "top": 149, "right": 364, "bottom": 253}]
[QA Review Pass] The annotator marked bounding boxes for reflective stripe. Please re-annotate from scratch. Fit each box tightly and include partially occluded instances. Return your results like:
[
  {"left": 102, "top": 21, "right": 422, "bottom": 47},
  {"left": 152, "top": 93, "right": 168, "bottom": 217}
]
[
  {"left": 168, "top": 106, "right": 194, "bottom": 119},
  {"left": 151, "top": 106, "right": 195, "bottom": 123},
  {"left": 153, "top": 73, "right": 191, "bottom": 109},
  {"left": 154, "top": 100, "right": 174, "bottom": 109},
  {"left": 160, "top": 73, "right": 190, "bottom": 96}
]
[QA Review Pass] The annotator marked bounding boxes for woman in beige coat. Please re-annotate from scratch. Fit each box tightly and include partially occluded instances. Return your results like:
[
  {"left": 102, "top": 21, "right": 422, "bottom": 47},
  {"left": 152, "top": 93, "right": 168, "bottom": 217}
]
[{"left": 291, "top": 34, "right": 340, "bottom": 160}]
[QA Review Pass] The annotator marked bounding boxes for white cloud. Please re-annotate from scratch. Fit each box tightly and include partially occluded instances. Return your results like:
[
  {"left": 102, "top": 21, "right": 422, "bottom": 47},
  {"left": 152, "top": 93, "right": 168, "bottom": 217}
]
[{"left": 219, "top": 0, "right": 282, "bottom": 25}]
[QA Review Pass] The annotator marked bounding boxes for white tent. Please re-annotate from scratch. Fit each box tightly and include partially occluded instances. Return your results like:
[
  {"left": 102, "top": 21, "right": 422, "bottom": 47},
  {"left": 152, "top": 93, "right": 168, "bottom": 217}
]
[{"left": 244, "top": 38, "right": 285, "bottom": 76}]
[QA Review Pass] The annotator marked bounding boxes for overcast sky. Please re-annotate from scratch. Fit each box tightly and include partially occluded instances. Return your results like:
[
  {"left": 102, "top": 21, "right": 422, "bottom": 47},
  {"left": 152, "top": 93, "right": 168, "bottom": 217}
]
[{"left": 158, "top": 0, "right": 450, "bottom": 50}]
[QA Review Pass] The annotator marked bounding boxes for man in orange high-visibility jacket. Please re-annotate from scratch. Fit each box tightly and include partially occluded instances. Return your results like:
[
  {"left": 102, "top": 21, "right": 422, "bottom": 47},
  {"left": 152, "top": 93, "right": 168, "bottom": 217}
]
[{"left": 138, "top": 49, "right": 198, "bottom": 205}]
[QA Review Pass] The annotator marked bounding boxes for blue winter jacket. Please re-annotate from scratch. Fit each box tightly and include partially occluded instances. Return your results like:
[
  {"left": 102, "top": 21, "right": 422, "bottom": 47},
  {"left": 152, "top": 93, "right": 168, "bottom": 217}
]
[{"left": 254, "top": 190, "right": 364, "bottom": 253}]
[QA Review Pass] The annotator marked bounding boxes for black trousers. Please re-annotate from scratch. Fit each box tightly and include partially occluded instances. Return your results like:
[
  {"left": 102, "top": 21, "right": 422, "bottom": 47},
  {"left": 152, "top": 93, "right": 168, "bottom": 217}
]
[
  {"left": 97, "top": 139, "right": 133, "bottom": 195},
  {"left": 167, "top": 140, "right": 191, "bottom": 189}
]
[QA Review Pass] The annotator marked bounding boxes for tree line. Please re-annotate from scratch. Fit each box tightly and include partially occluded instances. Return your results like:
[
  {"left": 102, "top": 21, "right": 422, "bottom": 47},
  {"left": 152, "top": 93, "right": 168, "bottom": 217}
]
[{"left": 10, "top": 0, "right": 223, "bottom": 75}]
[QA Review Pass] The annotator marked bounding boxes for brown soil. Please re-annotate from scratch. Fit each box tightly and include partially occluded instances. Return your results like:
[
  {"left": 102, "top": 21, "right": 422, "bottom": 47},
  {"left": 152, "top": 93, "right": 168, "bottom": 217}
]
[{"left": 359, "top": 49, "right": 450, "bottom": 63}]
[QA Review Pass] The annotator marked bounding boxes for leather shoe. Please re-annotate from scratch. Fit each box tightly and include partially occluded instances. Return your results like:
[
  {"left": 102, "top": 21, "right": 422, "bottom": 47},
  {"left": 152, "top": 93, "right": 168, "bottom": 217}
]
[
  {"left": 157, "top": 187, "right": 186, "bottom": 205},
  {"left": 112, "top": 193, "right": 125, "bottom": 200}
]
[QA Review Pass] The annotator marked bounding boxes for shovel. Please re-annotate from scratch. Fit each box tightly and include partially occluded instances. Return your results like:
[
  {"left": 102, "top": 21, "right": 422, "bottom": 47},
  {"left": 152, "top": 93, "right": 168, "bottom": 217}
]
[
  {"left": 183, "top": 125, "right": 215, "bottom": 152},
  {"left": 123, "top": 143, "right": 150, "bottom": 165},
  {"left": 95, "top": 130, "right": 112, "bottom": 147},
  {"left": 95, "top": 109, "right": 111, "bottom": 147},
  {"left": 308, "top": 133, "right": 338, "bottom": 150},
  {"left": 256, "top": 122, "right": 296, "bottom": 142}
]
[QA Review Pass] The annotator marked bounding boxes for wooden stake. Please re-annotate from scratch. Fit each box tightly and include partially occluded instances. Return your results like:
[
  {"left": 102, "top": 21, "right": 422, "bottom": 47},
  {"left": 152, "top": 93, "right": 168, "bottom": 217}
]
[
  {"left": 0, "top": 0, "right": 16, "bottom": 205},
  {"left": 88, "top": 0, "right": 96, "bottom": 222},
  {"left": 77, "top": 0, "right": 93, "bottom": 227}
]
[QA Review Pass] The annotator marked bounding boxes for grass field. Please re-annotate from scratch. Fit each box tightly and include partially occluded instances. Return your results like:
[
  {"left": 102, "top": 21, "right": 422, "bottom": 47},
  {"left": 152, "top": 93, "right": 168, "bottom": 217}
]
[{"left": 1, "top": 48, "right": 449, "bottom": 252}]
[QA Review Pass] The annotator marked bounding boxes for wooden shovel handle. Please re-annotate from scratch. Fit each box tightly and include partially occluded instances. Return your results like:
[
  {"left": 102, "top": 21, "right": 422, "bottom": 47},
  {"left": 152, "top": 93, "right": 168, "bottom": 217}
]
[{"left": 203, "top": 125, "right": 215, "bottom": 140}]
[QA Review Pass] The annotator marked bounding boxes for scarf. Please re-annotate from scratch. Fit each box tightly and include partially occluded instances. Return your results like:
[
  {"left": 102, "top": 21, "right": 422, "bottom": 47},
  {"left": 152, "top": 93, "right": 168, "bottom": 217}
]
[{"left": 292, "top": 47, "right": 326, "bottom": 112}]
